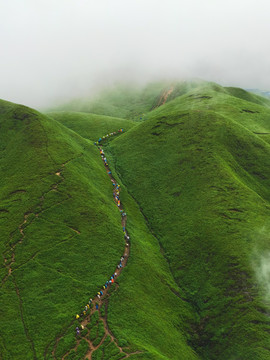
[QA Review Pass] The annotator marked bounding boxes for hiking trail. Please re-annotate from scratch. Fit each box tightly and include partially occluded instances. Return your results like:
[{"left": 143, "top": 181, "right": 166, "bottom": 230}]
[{"left": 51, "top": 131, "right": 142, "bottom": 359}]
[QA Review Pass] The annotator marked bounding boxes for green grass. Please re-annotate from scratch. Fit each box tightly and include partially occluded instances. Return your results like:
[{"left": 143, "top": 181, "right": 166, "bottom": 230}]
[
  {"left": 107, "top": 83, "right": 270, "bottom": 359},
  {"left": 2, "top": 80, "right": 270, "bottom": 359},
  {"left": 0, "top": 100, "right": 126, "bottom": 359}
]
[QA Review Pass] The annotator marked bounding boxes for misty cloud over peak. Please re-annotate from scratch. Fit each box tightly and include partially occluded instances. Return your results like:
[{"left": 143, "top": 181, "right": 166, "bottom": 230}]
[{"left": 0, "top": 0, "right": 269, "bottom": 108}]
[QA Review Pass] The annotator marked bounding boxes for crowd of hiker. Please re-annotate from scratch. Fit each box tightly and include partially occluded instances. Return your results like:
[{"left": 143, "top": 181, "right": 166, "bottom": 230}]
[
  {"left": 75, "top": 129, "right": 128, "bottom": 334},
  {"left": 94, "top": 128, "right": 123, "bottom": 147}
]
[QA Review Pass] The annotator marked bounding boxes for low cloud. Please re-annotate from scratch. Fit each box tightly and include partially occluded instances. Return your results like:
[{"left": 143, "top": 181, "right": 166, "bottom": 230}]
[
  {"left": 0, "top": 0, "right": 270, "bottom": 109},
  {"left": 252, "top": 226, "right": 270, "bottom": 305}
]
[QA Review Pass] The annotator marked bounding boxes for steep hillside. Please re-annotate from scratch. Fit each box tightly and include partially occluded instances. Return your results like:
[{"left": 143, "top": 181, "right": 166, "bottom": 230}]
[
  {"left": 0, "top": 100, "right": 199, "bottom": 359},
  {"left": 0, "top": 100, "right": 126, "bottom": 359},
  {"left": 3, "top": 81, "right": 270, "bottom": 359},
  {"left": 107, "top": 85, "right": 270, "bottom": 359}
]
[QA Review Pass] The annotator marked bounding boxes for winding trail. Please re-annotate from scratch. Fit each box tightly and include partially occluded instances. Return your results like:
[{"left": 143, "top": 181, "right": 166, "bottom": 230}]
[{"left": 51, "top": 131, "right": 142, "bottom": 359}]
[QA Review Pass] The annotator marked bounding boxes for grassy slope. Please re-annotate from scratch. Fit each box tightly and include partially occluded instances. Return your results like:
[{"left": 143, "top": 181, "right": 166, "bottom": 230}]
[
  {"left": 0, "top": 100, "right": 125, "bottom": 359},
  {"left": 225, "top": 87, "right": 270, "bottom": 108},
  {"left": 100, "top": 155, "right": 199, "bottom": 360},
  {"left": 0, "top": 99, "right": 199, "bottom": 360},
  {"left": 108, "top": 84, "right": 270, "bottom": 359},
  {"left": 47, "top": 111, "right": 136, "bottom": 141}
]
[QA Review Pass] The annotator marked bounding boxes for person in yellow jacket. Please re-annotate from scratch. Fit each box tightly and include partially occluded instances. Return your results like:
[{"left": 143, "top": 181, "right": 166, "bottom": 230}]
[{"left": 76, "top": 314, "right": 80, "bottom": 319}]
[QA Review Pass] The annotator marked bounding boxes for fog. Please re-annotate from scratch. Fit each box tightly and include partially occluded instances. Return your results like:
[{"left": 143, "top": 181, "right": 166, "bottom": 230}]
[{"left": 0, "top": 0, "right": 269, "bottom": 109}]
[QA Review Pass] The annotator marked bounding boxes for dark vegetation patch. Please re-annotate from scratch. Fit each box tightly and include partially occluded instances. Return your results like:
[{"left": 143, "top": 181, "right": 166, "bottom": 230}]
[
  {"left": 13, "top": 107, "right": 38, "bottom": 121},
  {"left": 165, "top": 122, "right": 179, "bottom": 127},
  {"left": 241, "top": 109, "right": 259, "bottom": 114},
  {"left": 172, "top": 192, "right": 181, "bottom": 197},
  {"left": 9, "top": 189, "right": 27, "bottom": 196},
  {"left": 219, "top": 213, "right": 243, "bottom": 221},
  {"left": 188, "top": 94, "right": 212, "bottom": 99},
  {"left": 252, "top": 171, "right": 267, "bottom": 179}
]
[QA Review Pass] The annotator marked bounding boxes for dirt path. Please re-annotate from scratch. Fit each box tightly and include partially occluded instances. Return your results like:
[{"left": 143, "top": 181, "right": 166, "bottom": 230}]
[
  {"left": 153, "top": 86, "right": 174, "bottom": 110},
  {"left": 1, "top": 155, "right": 83, "bottom": 289},
  {"left": 53, "top": 131, "right": 141, "bottom": 360},
  {"left": 1, "top": 168, "right": 64, "bottom": 286}
]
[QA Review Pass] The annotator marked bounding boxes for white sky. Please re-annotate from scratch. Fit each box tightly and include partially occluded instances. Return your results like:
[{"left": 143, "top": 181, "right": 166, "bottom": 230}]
[{"left": 0, "top": 0, "right": 269, "bottom": 108}]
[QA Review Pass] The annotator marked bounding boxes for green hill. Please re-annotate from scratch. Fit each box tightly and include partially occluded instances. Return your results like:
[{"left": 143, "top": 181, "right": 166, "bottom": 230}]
[
  {"left": 2, "top": 80, "right": 270, "bottom": 359},
  {"left": 0, "top": 99, "right": 198, "bottom": 359},
  {"left": 105, "top": 83, "right": 270, "bottom": 359},
  {"left": 0, "top": 100, "right": 125, "bottom": 358}
]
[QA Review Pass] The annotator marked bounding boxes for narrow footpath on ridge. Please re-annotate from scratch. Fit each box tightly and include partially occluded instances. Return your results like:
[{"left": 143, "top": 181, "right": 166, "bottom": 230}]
[{"left": 52, "top": 130, "right": 142, "bottom": 360}]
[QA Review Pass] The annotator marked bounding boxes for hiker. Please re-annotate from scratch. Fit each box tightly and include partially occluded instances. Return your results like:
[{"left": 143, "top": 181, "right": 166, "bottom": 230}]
[
  {"left": 97, "top": 294, "right": 100, "bottom": 299},
  {"left": 98, "top": 138, "right": 102, "bottom": 143},
  {"left": 81, "top": 325, "right": 84, "bottom": 330},
  {"left": 76, "top": 329, "right": 80, "bottom": 336},
  {"left": 76, "top": 314, "right": 80, "bottom": 319},
  {"left": 96, "top": 303, "right": 99, "bottom": 310},
  {"left": 122, "top": 212, "right": 126, "bottom": 217},
  {"left": 100, "top": 291, "right": 103, "bottom": 296}
]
